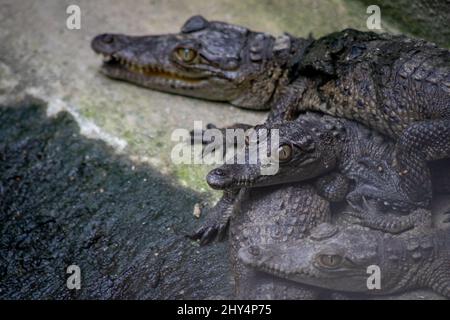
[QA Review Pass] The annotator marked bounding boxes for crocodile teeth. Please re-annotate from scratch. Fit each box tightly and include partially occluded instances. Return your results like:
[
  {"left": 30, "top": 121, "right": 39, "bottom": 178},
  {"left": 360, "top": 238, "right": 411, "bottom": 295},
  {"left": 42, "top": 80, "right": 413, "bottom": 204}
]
[
  {"left": 101, "top": 53, "right": 113, "bottom": 62},
  {"left": 103, "top": 55, "right": 206, "bottom": 83}
]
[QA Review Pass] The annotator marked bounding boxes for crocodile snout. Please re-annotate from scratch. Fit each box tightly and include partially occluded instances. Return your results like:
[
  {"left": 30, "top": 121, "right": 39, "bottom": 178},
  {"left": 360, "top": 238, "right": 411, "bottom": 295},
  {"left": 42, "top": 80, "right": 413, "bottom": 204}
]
[
  {"left": 206, "top": 168, "right": 232, "bottom": 189},
  {"left": 91, "top": 33, "right": 127, "bottom": 55}
]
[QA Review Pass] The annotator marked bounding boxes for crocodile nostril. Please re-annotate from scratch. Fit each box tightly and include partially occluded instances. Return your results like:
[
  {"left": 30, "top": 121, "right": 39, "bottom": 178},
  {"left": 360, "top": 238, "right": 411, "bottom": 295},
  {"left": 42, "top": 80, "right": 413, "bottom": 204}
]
[
  {"left": 211, "top": 168, "right": 226, "bottom": 176},
  {"left": 248, "top": 245, "right": 261, "bottom": 256},
  {"left": 103, "top": 34, "right": 114, "bottom": 44}
]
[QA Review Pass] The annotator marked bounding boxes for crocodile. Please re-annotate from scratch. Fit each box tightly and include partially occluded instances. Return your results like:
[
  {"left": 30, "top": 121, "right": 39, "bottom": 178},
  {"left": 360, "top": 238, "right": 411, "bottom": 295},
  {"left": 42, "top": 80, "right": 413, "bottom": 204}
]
[
  {"left": 238, "top": 215, "right": 450, "bottom": 298},
  {"left": 229, "top": 183, "right": 331, "bottom": 299},
  {"left": 192, "top": 112, "right": 450, "bottom": 244},
  {"left": 91, "top": 15, "right": 307, "bottom": 109},
  {"left": 91, "top": 18, "right": 450, "bottom": 298},
  {"left": 92, "top": 16, "right": 450, "bottom": 209}
]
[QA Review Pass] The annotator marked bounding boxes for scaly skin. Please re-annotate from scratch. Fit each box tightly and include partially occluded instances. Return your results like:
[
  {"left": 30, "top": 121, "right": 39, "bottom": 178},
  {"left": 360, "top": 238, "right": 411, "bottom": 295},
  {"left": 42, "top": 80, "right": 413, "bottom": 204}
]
[
  {"left": 284, "top": 29, "right": 450, "bottom": 207},
  {"left": 239, "top": 217, "right": 450, "bottom": 298},
  {"left": 91, "top": 15, "right": 308, "bottom": 109},
  {"left": 92, "top": 19, "right": 450, "bottom": 155},
  {"left": 346, "top": 198, "right": 433, "bottom": 234},
  {"left": 229, "top": 183, "right": 331, "bottom": 299},
  {"left": 194, "top": 113, "right": 449, "bottom": 243},
  {"left": 92, "top": 16, "right": 450, "bottom": 240},
  {"left": 191, "top": 112, "right": 345, "bottom": 244}
]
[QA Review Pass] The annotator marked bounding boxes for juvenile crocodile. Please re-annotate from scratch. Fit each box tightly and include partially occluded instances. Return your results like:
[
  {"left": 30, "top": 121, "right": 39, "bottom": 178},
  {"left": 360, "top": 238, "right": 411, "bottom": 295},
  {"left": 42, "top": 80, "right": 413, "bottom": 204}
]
[
  {"left": 238, "top": 217, "right": 450, "bottom": 298},
  {"left": 193, "top": 112, "right": 450, "bottom": 243},
  {"left": 92, "top": 16, "right": 450, "bottom": 208},
  {"left": 229, "top": 183, "right": 331, "bottom": 299},
  {"left": 91, "top": 19, "right": 450, "bottom": 298},
  {"left": 92, "top": 15, "right": 306, "bottom": 109}
]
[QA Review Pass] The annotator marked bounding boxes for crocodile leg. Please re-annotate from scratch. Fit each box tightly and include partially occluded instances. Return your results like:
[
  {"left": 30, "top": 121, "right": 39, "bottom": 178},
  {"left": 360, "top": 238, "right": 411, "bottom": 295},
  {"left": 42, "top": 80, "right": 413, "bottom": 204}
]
[
  {"left": 190, "top": 189, "right": 240, "bottom": 245},
  {"left": 313, "top": 172, "right": 350, "bottom": 203},
  {"left": 429, "top": 273, "right": 450, "bottom": 299},
  {"left": 346, "top": 198, "right": 432, "bottom": 234},
  {"left": 396, "top": 119, "right": 450, "bottom": 203},
  {"left": 265, "top": 78, "right": 309, "bottom": 125},
  {"left": 345, "top": 119, "right": 450, "bottom": 211}
]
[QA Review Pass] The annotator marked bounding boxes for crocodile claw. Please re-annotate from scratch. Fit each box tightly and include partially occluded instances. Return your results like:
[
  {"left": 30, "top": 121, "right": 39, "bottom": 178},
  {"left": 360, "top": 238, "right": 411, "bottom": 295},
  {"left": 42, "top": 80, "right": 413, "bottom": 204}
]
[
  {"left": 190, "top": 225, "right": 217, "bottom": 245},
  {"left": 345, "top": 196, "right": 383, "bottom": 225},
  {"left": 346, "top": 188, "right": 379, "bottom": 212},
  {"left": 189, "top": 209, "right": 230, "bottom": 245}
]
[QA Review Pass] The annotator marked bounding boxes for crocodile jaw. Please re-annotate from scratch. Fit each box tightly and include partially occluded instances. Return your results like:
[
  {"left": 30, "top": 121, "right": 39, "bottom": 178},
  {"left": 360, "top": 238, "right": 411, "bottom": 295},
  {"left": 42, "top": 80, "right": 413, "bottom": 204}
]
[
  {"left": 99, "top": 53, "right": 212, "bottom": 93},
  {"left": 91, "top": 32, "right": 237, "bottom": 101},
  {"left": 238, "top": 224, "right": 385, "bottom": 294}
]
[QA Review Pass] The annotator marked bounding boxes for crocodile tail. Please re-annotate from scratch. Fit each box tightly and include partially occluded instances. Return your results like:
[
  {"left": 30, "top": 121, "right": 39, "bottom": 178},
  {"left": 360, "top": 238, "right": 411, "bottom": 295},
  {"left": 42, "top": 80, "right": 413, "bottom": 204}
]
[
  {"left": 430, "top": 274, "right": 450, "bottom": 299},
  {"left": 427, "top": 250, "right": 450, "bottom": 298}
]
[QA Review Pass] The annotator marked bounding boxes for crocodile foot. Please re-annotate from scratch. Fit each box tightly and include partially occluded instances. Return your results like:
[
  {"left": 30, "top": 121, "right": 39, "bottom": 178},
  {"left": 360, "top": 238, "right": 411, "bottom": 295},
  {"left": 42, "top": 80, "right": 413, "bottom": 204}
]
[
  {"left": 346, "top": 184, "right": 412, "bottom": 214},
  {"left": 189, "top": 205, "right": 231, "bottom": 245},
  {"left": 345, "top": 197, "right": 431, "bottom": 234},
  {"left": 346, "top": 158, "right": 423, "bottom": 212},
  {"left": 314, "top": 172, "right": 350, "bottom": 203}
]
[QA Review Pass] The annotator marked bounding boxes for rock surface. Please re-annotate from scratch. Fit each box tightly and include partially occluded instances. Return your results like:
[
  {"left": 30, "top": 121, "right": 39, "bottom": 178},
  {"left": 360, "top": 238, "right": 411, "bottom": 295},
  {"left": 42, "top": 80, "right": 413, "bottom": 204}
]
[
  {"left": 0, "top": 101, "right": 231, "bottom": 299},
  {"left": 357, "top": 0, "right": 450, "bottom": 48}
]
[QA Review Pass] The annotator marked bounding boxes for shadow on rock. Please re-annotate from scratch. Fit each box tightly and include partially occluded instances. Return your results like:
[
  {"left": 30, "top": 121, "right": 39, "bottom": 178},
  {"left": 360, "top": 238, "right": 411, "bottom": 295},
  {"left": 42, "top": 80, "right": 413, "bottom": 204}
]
[{"left": 0, "top": 100, "right": 230, "bottom": 299}]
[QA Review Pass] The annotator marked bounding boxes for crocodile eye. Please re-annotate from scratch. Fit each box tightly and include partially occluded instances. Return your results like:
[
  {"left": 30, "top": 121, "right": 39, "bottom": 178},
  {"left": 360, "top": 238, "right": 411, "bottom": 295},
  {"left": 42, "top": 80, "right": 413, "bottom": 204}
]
[
  {"left": 318, "top": 254, "right": 342, "bottom": 268},
  {"left": 278, "top": 144, "right": 292, "bottom": 162},
  {"left": 176, "top": 47, "right": 197, "bottom": 63}
]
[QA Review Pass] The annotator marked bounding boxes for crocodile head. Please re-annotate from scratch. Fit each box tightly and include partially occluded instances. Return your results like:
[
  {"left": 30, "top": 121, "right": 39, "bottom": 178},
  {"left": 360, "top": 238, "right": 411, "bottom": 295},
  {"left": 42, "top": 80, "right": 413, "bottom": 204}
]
[
  {"left": 91, "top": 15, "right": 296, "bottom": 109},
  {"left": 238, "top": 223, "right": 387, "bottom": 294},
  {"left": 206, "top": 114, "right": 344, "bottom": 189}
]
